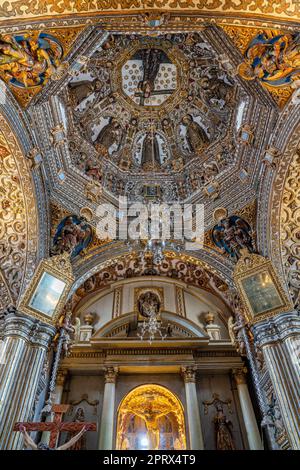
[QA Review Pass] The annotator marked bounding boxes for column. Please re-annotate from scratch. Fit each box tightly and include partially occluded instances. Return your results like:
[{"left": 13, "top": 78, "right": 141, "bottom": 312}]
[
  {"left": 232, "top": 368, "right": 263, "bottom": 450},
  {"left": 0, "top": 313, "right": 55, "bottom": 449},
  {"left": 253, "top": 311, "right": 300, "bottom": 450},
  {"left": 98, "top": 367, "right": 118, "bottom": 450},
  {"left": 181, "top": 366, "right": 204, "bottom": 450}
]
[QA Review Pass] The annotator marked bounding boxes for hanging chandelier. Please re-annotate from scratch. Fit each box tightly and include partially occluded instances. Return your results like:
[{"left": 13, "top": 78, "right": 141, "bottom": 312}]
[{"left": 137, "top": 315, "right": 169, "bottom": 343}]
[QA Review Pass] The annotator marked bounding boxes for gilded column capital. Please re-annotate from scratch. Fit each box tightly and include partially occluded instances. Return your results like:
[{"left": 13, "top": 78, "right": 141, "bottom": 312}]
[
  {"left": 3, "top": 313, "right": 55, "bottom": 349},
  {"left": 104, "top": 366, "right": 118, "bottom": 384},
  {"left": 232, "top": 367, "right": 248, "bottom": 385},
  {"left": 56, "top": 368, "right": 68, "bottom": 387},
  {"left": 181, "top": 366, "right": 197, "bottom": 383}
]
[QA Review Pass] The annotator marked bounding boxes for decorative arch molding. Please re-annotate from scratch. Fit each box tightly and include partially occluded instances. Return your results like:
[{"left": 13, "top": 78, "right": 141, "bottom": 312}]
[
  {"left": 257, "top": 102, "right": 300, "bottom": 289},
  {"left": 0, "top": 113, "right": 39, "bottom": 303},
  {"left": 69, "top": 252, "right": 233, "bottom": 313},
  {"left": 0, "top": 82, "right": 50, "bottom": 261},
  {"left": 1, "top": 2, "right": 300, "bottom": 27}
]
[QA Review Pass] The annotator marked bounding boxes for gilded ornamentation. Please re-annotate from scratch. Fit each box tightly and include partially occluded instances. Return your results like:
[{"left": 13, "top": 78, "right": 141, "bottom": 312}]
[
  {"left": 0, "top": 32, "right": 63, "bottom": 88},
  {"left": 1, "top": 1, "right": 300, "bottom": 23},
  {"left": 70, "top": 254, "right": 230, "bottom": 312},
  {"left": 0, "top": 27, "right": 83, "bottom": 106},
  {"left": 0, "top": 116, "right": 38, "bottom": 303},
  {"left": 238, "top": 32, "right": 300, "bottom": 88},
  {"left": 280, "top": 149, "right": 300, "bottom": 309},
  {"left": 221, "top": 25, "right": 296, "bottom": 107},
  {"left": 116, "top": 384, "right": 186, "bottom": 450}
]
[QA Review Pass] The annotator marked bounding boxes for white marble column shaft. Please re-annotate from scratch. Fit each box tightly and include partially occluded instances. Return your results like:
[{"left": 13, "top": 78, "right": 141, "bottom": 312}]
[
  {"left": 98, "top": 367, "right": 118, "bottom": 450},
  {"left": 182, "top": 366, "right": 204, "bottom": 450}
]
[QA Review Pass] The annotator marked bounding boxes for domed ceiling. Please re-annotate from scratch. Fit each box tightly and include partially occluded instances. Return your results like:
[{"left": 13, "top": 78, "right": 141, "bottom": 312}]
[
  {"left": 66, "top": 33, "right": 238, "bottom": 202},
  {"left": 44, "top": 27, "right": 275, "bottom": 212}
]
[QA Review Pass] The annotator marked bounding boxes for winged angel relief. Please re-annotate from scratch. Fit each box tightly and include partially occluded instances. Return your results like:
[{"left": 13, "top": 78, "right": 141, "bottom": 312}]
[{"left": 0, "top": 32, "right": 64, "bottom": 88}]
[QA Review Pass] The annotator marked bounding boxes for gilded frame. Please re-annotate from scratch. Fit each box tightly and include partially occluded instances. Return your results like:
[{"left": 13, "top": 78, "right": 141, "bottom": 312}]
[
  {"left": 18, "top": 253, "right": 74, "bottom": 325},
  {"left": 233, "top": 251, "right": 293, "bottom": 324}
]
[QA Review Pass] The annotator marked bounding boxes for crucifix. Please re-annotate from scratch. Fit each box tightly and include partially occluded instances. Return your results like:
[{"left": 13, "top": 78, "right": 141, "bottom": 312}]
[{"left": 14, "top": 404, "right": 97, "bottom": 450}]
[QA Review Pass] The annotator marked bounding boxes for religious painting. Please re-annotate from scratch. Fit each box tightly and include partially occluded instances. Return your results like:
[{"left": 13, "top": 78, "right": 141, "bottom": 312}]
[
  {"left": 18, "top": 253, "right": 74, "bottom": 325},
  {"left": 240, "top": 271, "right": 284, "bottom": 316},
  {"left": 233, "top": 252, "right": 293, "bottom": 323},
  {"left": 212, "top": 215, "right": 254, "bottom": 261},
  {"left": 52, "top": 215, "right": 93, "bottom": 258},
  {"left": 29, "top": 271, "right": 66, "bottom": 318},
  {"left": 238, "top": 32, "right": 300, "bottom": 88},
  {"left": 121, "top": 47, "right": 177, "bottom": 107},
  {"left": 116, "top": 385, "right": 186, "bottom": 450},
  {"left": 0, "top": 32, "right": 64, "bottom": 89}
]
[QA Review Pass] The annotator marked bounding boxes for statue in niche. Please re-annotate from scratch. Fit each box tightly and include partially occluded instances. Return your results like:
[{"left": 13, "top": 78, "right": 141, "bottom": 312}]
[
  {"left": 68, "top": 78, "right": 102, "bottom": 106},
  {"left": 94, "top": 118, "right": 123, "bottom": 154},
  {"left": 64, "top": 408, "right": 87, "bottom": 450},
  {"left": 138, "top": 291, "right": 161, "bottom": 318},
  {"left": 141, "top": 133, "right": 161, "bottom": 169},
  {"left": 212, "top": 215, "right": 254, "bottom": 261},
  {"left": 199, "top": 73, "right": 234, "bottom": 108},
  {"left": 203, "top": 393, "right": 235, "bottom": 450},
  {"left": 181, "top": 114, "right": 209, "bottom": 153}
]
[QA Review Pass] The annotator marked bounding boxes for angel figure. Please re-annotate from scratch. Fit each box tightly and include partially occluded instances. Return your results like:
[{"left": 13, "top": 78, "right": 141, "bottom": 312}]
[
  {"left": 228, "top": 313, "right": 247, "bottom": 356},
  {"left": 19, "top": 424, "right": 88, "bottom": 450}
]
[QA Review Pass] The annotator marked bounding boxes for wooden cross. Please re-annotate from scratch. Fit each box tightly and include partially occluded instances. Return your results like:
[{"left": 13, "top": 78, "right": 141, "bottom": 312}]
[{"left": 14, "top": 404, "right": 97, "bottom": 449}]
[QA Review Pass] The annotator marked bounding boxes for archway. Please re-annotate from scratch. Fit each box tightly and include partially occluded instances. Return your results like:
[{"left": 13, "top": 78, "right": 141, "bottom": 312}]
[{"left": 116, "top": 384, "right": 187, "bottom": 450}]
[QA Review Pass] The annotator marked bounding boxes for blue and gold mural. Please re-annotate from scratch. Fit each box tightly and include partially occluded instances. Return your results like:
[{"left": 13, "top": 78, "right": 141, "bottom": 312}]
[
  {"left": 212, "top": 215, "right": 254, "bottom": 262},
  {"left": 238, "top": 32, "right": 300, "bottom": 88},
  {"left": 0, "top": 27, "right": 83, "bottom": 106},
  {"left": 52, "top": 215, "right": 93, "bottom": 258}
]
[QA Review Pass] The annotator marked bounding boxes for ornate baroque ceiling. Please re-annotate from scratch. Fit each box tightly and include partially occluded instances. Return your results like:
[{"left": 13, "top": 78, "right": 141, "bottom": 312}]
[{"left": 0, "top": 6, "right": 299, "bottom": 306}]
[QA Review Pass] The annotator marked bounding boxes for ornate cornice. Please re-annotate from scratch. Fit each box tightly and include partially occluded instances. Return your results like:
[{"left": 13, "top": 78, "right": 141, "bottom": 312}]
[{"left": 1, "top": 3, "right": 300, "bottom": 26}]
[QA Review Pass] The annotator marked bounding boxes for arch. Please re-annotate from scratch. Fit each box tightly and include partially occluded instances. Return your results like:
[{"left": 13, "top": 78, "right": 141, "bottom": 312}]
[
  {"left": 116, "top": 384, "right": 186, "bottom": 450},
  {"left": 0, "top": 113, "right": 39, "bottom": 303}
]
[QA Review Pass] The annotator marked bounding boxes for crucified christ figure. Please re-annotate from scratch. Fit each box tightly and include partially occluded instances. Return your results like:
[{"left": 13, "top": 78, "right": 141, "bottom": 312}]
[
  {"left": 122, "top": 404, "right": 169, "bottom": 449},
  {"left": 19, "top": 424, "right": 89, "bottom": 450}
]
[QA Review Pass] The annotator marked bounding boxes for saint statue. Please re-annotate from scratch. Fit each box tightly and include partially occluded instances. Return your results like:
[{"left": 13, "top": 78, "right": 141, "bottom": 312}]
[
  {"left": 213, "top": 409, "right": 235, "bottom": 450},
  {"left": 181, "top": 114, "right": 209, "bottom": 153},
  {"left": 68, "top": 78, "right": 102, "bottom": 106},
  {"left": 135, "top": 48, "right": 163, "bottom": 100},
  {"left": 141, "top": 133, "right": 161, "bottom": 169},
  {"left": 138, "top": 291, "right": 161, "bottom": 318},
  {"left": 94, "top": 118, "right": 123, "bottom": 153}
]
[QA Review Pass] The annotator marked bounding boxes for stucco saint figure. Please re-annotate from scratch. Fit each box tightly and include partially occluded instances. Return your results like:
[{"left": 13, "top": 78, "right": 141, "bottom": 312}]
[
  {"left": 69, "top": 78, "right": 102, "bottom": 106},
  {"left": 94, "top": 118, "right": 122, "bottom": 153},
  {"left": 141, "top": 133, "right": 161, "bottom": 169},
  {"left": 182, "top": 114, "right": 209, "bottom": 153}
]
